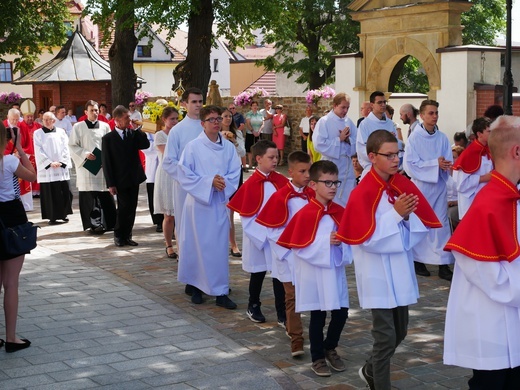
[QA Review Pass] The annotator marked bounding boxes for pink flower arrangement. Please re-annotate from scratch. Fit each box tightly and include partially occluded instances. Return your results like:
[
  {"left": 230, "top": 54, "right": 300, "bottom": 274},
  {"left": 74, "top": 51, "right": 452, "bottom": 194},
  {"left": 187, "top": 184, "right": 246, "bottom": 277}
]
[
  {"left": 0, "top": 92, "right": 22, "bottom": 105},
  {"left": 134, "top": 90, "right": 154, "bottom": 106},
  {"left": 306, "top": 86, "right": 336, "bottom": 105},
  {"left": 234, "top": 88, "right": 270, "bottom": 107}
]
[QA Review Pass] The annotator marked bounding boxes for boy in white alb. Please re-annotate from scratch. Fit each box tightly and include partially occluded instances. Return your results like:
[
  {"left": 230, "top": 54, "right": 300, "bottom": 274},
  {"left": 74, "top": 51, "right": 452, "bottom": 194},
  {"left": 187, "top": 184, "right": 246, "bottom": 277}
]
[
  {"left": 227, "top": 140, "right": 288, "bottom": 324},
  {"left": 338, "top": 130, "right": 439, "bottom": 390},
  {"left": 278, "top": 160, "right": 351, "bottom": 377},
  {"left": 444, "top": 115, "right": 520, "bottom": 389},
  {"left": 256, "top": 151, "right": 314, "bottom": 357}
]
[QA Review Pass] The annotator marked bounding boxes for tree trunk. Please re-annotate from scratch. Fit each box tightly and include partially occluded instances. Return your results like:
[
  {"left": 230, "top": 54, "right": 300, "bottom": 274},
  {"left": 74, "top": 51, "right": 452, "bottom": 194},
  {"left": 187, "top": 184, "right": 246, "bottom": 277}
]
[
  {"left": 109, "top": 0, "right": 138, "bottom": 108},
  {"left": 172, "top": 0, "right": 214, "bottom": 102}
]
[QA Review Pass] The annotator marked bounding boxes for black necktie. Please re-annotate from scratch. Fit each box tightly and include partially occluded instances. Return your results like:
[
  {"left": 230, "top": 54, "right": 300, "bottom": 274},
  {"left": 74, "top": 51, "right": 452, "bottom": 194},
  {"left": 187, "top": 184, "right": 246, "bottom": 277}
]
[{"left": 123, "top": 129, "right": 127, "bottom": 140}]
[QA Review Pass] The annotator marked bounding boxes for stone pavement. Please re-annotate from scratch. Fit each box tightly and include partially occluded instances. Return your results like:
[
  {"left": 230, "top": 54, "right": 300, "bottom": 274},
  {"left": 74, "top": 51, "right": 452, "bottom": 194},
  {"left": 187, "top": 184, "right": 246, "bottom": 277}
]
[{"left": 0, "top": 170, "right": 471, "bottom": 389}]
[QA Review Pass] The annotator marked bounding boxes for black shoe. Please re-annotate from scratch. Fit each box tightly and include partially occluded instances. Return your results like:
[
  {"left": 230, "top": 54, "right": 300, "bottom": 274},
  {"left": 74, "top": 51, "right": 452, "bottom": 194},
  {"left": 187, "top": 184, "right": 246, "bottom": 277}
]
[
  {"left": 125, "top": 239, "right": 138, "bottom": 246},
  {"left": 0, "top": 339, "right": 4, "bottom": 349},
  {"left": 114, "top": 237, "right": 125, "bottom": 247},
  {"left": 62, "top": 217, "right": 69, "bottom": 223},
  {"left": 91, "top": 225, "right": 105, "bottom": 235},
  {"left": 216, "top": 295, "right": 237, "bottom": 310},
  {"left": 48, "top": 220, "right": 58, "bottom": 225},
  {"left": 438, "top": 265, "right": 453, "bottom": 281},
  {"left": 359, "top": 364, "right": 375, "bottom": 390},
  {"left": 185, "top": 284, "right": 194, "bottom": 296},
  {"left": 191, "top": 288, "right": 203, "bottom": 304},
  {"left": 414, "top": 261, "right": 431, "bottom": 277},
  {"left": 156, "top": 225, "right": 163, "bottom": 233},
  {"left": 246, "top": 303, "right": 266, "bottom": 323},
  {"left": 5, "top": 339, "right": 31, "bottom": 353}
]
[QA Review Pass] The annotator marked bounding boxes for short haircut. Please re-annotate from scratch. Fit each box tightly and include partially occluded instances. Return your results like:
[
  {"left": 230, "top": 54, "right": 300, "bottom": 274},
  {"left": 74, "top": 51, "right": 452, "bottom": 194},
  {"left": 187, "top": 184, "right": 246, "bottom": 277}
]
[
  {"left": 250, "top": 100, "right": 258, "bottom": 107},
  {"left": 483, "top": 105, "right": 504, "bottom": 121},
  {"left": 472, "top": 117, "right": 491, "bottom": 136},
  {"left": 369, "top": 91, "right": 385, "bottom": 103},
  {"left": 112, "top": 105, "right": 129, "bottom": 119},
  {"left": 85, "top": 100, "right": 98, "bottom": 110},
  {"left": 333, "top": 93, "right": 350, "bottom": 106},
  {"left": 352, "top": 153, "right": 358, "bottom": 159},
  {"left": 488, "top": 115, "right": 520, "bottom": 160},
  {"left": 251, "top": 139, "right": 277, "bottom": 160},
  {"left": 288, "top": 150, "right": 311, "bottom": 166},
  {"left": 161, "top": 106, "right": 178, "bottom": 120},
  {"left": 310, "top": 160, "right": 338, "bottom": 181},
  {"left": 56, "top": 105, "right": 66, "bottom": 112},
  {"left": 181, "top": 87, "right": 203, "bottom": 102},
  {"left": 419, "top": 99, "right": 439, "bottom": 113},
  {"left": 199, "top": 105, "right": 222, "bottom": 121},
  {"left": 99, "top": 103, "right": 107, "bottom": 109},
  {"left": 8, "top": 108, "right": 20, "bottom": 119},
  {"left": 386, "top": 104, "right": 394, "bottom": 116},
  {"left": 453, "top": 131, "right": 468, "bottom": 143},
  {"left": 401, "top": 103, "right": 419, "bottom": 117},
  {"left": 366, "top": 129, "right": 398, "bottom": 154}
]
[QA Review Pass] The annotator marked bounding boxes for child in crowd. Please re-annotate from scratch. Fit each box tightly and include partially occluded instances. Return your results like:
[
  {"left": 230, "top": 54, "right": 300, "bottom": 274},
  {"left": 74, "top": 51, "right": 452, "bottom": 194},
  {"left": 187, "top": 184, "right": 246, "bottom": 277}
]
[
  {"left": 256, "top": 151, "right": 314, "bottom": 357},
  {"left": 227, "top": 140, "right": 288, "bottom": 324},
  {"left": 278, "top": 160, "right": 351, "bottom": 377},
  {"left": 337, "top": 130, "right": 440, "bottom": 389}
]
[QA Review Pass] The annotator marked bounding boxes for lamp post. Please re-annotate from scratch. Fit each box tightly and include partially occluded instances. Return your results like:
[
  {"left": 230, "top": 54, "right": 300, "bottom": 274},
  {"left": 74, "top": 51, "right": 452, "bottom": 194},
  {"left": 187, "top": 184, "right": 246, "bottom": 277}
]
[{"left": 503, "top": 0, "right": 513, "bottom": 115}]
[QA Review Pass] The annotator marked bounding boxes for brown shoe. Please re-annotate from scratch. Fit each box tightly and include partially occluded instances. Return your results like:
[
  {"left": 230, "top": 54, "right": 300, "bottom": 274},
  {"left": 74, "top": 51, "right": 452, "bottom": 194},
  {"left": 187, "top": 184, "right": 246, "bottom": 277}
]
[
  {"left": 311, "top": 358, "right": 331, "bottom": 377},
  {"left": 325, "top": 349, "right": 346, "bottom": 372},
  {"left": 291, "top": 341, "right": 304, "bottom": 357}
]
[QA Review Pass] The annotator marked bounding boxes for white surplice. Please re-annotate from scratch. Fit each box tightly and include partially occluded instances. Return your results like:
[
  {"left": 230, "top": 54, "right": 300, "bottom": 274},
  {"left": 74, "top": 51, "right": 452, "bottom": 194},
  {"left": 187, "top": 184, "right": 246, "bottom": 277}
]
[
  {"left": 453, "top": 156, "right": 493, "bottom": 219},
  {"left": 292, "top": 215, "right": 352, "bottom": 312},
  {"left": 176, "top": 132, "right": 241, "bottom": 296},
  {"left": 403, "top": 124, "right": 454, "bottom": 265},
  {"left": 33, "top": 128, "right": 71, "bottom": 183},
  {"left": 312, "top": 110, "right": 357, "bottom": 206},
  {"left": 444, "top": 251, "right": 520, "bottom": 370},
  {"left": 351, "top": 196, "right": 429, "bottom": 309}
]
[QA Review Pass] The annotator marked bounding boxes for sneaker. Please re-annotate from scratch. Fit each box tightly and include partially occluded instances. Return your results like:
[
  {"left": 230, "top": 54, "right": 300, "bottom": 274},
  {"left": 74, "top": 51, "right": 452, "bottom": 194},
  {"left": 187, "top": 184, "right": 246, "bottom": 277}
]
[
  {"left": 191, "top": 288, "right": 203, "bottom": 304},
  {"left": 414, "top": 261, "right": 431, "bottom": 277},
  {"left": 291, "top": 341, "right": 304, "bottom": 357},
  {"left": 311, "top": 358, "right": 331, "bottom": 377},
  {"left": 359, "top": 364, "right": 375, "bottom": 390},
  {"left": 246, "top": 304, "right": 266, "bottom": 323},
  {"left": 277, "top": 318, "right": 286, "bottom": 329},
  {"left": 325, "top": 349, "right": 346, "bottom": 372},
  {"left": 438, "top": 265, "right": 453, "bottom": 281},
  {"left": 216, "top": 295, "right": 237, "bottom": 310},
  {"left": 291, "top": 348, "right": 304, "bottom": 357}
]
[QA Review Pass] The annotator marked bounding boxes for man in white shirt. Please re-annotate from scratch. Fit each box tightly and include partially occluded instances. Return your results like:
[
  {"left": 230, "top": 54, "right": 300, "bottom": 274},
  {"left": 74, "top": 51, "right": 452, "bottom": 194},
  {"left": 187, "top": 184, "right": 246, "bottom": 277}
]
[
  {"left": 128, "top": 101, "right": 142, "bottom": 125},
  {"left": 54, "top": 105, "right": 73, "bottom": 137},
  {"left": 260, "top": 99, "right": 274, "bottom": 141},
  {"left": 299, "top": 105, "right": 313, "bottom": 153}
]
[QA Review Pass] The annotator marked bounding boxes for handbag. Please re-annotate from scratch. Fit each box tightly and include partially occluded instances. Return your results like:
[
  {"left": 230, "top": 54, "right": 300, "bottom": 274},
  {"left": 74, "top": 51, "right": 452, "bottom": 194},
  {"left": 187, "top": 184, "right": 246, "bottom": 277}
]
[
  {"left": 284, "top": 118, "right": 291, "bottom": 136},
  {"left": 0, "top": 219, "right": 39, "bottom": 257}
]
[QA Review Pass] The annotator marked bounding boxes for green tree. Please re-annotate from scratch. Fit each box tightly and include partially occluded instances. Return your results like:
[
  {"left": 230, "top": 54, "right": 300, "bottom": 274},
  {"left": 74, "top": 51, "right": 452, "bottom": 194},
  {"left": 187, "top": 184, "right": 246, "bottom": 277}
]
[
  {"left": 260, "top": 0, "right": 359, "bottom": 91},
  {"left": 84, "top": 0, "right": 274, "bottom": 106},
  {"left": 0, "top": 0, "right": 70, "bottom": 73}
]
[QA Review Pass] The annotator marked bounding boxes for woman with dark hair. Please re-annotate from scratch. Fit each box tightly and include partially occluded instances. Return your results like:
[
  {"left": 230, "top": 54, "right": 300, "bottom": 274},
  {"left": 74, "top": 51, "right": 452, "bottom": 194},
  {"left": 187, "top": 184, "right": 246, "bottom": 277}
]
[
  {"left": 0, "top": 122, "right": 37, "bottom": 352},
  {"left": 244, "top": 101, "right": 263, "bottom": 169},
  {"left": 153, "top": 107, "right": 179, "bottom": 259}
]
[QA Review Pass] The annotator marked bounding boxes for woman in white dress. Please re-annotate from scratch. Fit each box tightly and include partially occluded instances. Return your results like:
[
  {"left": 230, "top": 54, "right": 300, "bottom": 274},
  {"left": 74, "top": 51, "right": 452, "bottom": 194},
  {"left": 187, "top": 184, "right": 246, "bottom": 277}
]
[{"left": 154, "top": 107, "right": 179, "bottom": 259}]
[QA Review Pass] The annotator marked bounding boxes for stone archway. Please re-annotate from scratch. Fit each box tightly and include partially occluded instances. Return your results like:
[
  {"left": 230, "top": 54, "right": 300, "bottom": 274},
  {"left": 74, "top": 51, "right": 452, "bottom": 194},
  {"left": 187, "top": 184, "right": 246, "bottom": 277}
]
[{"left": 349, "top": 0, "right": 472, "bottom": 100}]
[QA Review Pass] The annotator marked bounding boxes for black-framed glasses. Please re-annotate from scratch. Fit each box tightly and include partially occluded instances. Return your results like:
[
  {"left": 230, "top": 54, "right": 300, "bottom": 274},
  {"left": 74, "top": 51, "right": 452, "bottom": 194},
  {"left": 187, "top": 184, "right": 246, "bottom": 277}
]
[
  {"left": 373, "top": 151, "right": 403, "bottom": 160},
  {"left": 203, "top": 116, "right": 224, "bottom": 123},
  {"left": 316, "top": 180, "right": 342, "bottom": 188}
]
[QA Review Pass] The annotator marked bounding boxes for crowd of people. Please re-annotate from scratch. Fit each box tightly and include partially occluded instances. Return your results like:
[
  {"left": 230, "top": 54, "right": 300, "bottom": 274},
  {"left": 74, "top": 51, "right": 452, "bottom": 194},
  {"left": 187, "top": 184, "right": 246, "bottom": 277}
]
[{"left": 1, "top": 90, "right": 519, "bottom": 390}]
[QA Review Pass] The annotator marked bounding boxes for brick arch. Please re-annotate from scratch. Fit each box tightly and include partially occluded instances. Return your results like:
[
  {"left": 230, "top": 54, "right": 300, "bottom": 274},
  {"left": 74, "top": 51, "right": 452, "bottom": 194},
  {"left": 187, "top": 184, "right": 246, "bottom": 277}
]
[{"left": 366, "top": 37, "right": 441, "bottom": 98}]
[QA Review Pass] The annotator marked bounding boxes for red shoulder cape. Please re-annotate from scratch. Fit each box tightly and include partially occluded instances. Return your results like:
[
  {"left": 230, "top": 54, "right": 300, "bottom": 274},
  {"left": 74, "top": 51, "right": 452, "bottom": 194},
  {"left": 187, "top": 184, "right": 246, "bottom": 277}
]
[
  {"left": 227, "top": 170, "right": 289, "bottom": 216},
  {"left": 256, "top": 183, "right": 315, "bottom": 227},
  {"left": 445, "top": 171, "right": 520, "bottom": 262},
  {"left": 277, "top": 198, "right": 344, "bottom": 249},
  {"left": 452, "top": 140, "right": 491, "bottom": 174},
  {"left": 336, "top": 168, "right": 441, "bottom": 245}
]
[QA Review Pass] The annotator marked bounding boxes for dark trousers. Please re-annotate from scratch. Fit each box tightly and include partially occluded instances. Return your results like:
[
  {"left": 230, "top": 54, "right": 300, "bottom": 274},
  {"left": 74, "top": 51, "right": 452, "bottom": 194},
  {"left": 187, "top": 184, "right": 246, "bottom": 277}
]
[
  {"left": 146, "top": 183, "right": 163, "bottom": 226},
  {"left": 248, "top": 272, "right": 286, "bottom": 319},
  {"left": 114, "top": 185, "right": 139, "bottom": 240},
  {"left": 469, "top": 367, "right": 520, "bottom": 390},
  {"left": 78, "top": 191, "right": 116, "bottom": 231},
  {"left": 301, "top": 136, "right": 308, "bottom": 153},
  {"left": 366, "top": 306, "right": 409, "bottom": 390},
  {"left": 309, "top": 308, "right": 349, "bottom": 362}
]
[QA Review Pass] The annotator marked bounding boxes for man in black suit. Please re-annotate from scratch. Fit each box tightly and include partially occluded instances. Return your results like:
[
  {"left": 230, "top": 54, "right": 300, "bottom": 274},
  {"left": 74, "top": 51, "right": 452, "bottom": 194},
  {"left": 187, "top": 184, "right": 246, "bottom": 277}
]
[{"left": 102, "top": 105, "right": 150, "bottom": 247}]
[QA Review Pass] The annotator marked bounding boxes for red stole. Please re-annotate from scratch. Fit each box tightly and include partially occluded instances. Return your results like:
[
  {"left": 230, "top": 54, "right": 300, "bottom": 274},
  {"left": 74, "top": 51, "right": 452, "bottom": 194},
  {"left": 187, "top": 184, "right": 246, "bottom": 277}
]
[
  {"left": 336, "top": 168, "right": 441, "bottom": 245},
  {"left": 277, "top": 198, "right": 344, "bottom": 249},
  {"left": 452, "top": 139, "right": 491, "bottom": 174},
  {"left": 445, "top": 171, "right": 520, "bottom": 262},
  {"left": 256, "top": 183, "right": 315, "bottom": 227},
  {"left": 227, "top": 169, "right": 289, "bottom": 216}
]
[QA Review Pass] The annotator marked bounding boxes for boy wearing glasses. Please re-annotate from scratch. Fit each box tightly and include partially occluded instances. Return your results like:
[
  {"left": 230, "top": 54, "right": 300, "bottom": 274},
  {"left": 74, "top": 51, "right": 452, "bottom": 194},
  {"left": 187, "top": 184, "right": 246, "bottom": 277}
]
[
  {"left": 356, "top": 91, "right": 396, "bottom": 177},
  {"left": 176, "top": 106, "right": 241, "bottom": 308},
  {"left": 278, "top": 160, "right": 351, "bottom": 377},
  {"left": 338, "top": 130, "right": 440, "bottom": 389}
]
